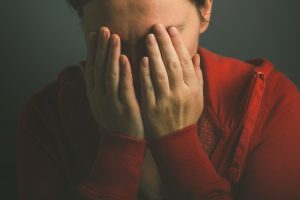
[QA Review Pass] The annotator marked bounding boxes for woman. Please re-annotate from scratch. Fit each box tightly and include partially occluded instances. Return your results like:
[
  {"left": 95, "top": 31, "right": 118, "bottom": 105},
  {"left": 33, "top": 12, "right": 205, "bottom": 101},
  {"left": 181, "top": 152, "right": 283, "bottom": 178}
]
[{"left": 16, "top": 0, "right": 300, "bottom": 199}]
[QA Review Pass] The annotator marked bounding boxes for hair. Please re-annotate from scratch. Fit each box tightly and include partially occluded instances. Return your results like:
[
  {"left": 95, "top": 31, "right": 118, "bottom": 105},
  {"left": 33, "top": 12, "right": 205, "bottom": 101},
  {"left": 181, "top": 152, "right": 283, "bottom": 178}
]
[{"left": 66, "top": 0, "right": 207, "bottom": 23}]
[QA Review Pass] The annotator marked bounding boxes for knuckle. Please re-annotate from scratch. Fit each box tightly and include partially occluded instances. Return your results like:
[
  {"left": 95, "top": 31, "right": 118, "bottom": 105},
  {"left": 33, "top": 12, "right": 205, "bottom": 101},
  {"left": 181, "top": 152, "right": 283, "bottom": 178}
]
[
  {"left": 191, "top": 85, "right": 201, "bottom": 94},
  {"left": 106, "top": 71, "right": 118, "bottom": 80},
  {"left": 192, "top": 90, "right": 202, "bottom": 101},
  {"left": 145, "top": 84, "right": 154, "bottom": 93},
  {"left": 155, "top": 71, "right": 167, "bottom": 82},
  {"left": 166, "top": 59, "right": 179, "bottom": 69},
  {"left": 120, "top": 79, "right": 131, "bottom": 93},
  {"left": 105, "top": 75, "right": 117, "bottom": 87},
  {"left": 173, "top": 97, "right": 183, "bottom": 107},
  {"left": 172, "top": 91, "right": 185, "bottom": 106},
  {"left": 179, "top": 57, "right": 191, "bottom": 67},
  {"left": 120, "top": 82, "right": 130, "bottom": 92},
  {"left": 150, "top": 104, "right": 161, "bottom": 116},
  {"left": 120, "top": 68, "right": 128, "bottom": 79},
  {"left": 151, "top": 50, "right": 161, "bottom": 59}
]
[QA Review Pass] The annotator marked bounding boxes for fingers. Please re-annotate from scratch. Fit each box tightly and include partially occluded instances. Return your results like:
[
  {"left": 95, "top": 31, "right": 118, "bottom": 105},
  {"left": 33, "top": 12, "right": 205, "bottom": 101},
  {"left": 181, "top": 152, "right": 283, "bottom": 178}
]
[
  {"left": 140, "top": 57, "right": 155, "bottom": 107},
  {"left": 105, "top": 34, "right": 121, "bottom": 98},
  {"left": 152, "top": 24, "right": 183, "bottom": 89},
  {"left": 146, "top": 33, "right": 170, "bottom": 97},
  {"left": 94, "top": 27, "right": 110, "bottom": 94},
  {"left": 119, "top": 55, "right": 137, "bottom": 106},
  {"left": 167, "top": 26, "right": 197, "bottom": 87},
  {"left": 88, "top": 27, "right": 136, "bottom": 106}
]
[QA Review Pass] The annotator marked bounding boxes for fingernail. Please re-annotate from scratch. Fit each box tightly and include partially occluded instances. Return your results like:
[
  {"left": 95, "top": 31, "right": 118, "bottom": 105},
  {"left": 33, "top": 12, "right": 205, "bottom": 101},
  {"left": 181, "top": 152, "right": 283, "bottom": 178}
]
[
  {"left": 110, "top": 35, "right": 115, "bottom": 47},
  {"left": 168, "top": 27, "right": 177, "bottom": 37},
  {"left": 147, "top": 34, "right": 156, "bottom": 46},
  {"left": 101, "top": 29, "right": 107, "bottom": 40},
  {"left": 154, "top": 24, "right": 164, "bottom": 35},
  {"left": 98, "top": 26, "right": 104, "bottom": 34},
  {"left": 141, "top": 57, "right": 149, "bottom": 67}
]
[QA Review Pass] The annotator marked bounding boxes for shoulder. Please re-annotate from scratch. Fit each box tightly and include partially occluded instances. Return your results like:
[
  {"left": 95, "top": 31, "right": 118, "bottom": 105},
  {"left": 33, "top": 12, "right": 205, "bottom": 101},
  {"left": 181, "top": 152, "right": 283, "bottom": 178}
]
[
  {"left": 198, "top": 48, "right": 272, "bottom": 133},
  {"left": 198, "top": 47, "right": 299, "bottom": 138},
  {"left": 17, "top": 64, "right": 84, "bottom": 141},
  {"left": 266, "top": 69, "right": 299, "bottom": 108},
  {"left": 16, "top": 64, "right": 94, "bottom": 182},
  {"left": 256, "top": 69, "right": 300, "bottom": 142},
  {"left": 19, "top": 64, "right": 83, "bottom": 114},
  {"left": 236, "top": 70, "right": 300, "bottom": 199}
]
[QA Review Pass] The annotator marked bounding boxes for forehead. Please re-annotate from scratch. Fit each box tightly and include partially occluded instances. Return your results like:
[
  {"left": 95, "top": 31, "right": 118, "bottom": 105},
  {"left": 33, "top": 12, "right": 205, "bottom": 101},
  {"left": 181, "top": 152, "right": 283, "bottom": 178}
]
[{"left": 83, "top": 0, "right": 189, "bottom": 40}]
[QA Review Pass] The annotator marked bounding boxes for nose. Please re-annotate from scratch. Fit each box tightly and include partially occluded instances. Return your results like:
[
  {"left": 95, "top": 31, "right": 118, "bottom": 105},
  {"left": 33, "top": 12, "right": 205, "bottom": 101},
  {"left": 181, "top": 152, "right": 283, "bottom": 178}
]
[{"left": 121, "top": 39, "right": 148, "bottom": 69}]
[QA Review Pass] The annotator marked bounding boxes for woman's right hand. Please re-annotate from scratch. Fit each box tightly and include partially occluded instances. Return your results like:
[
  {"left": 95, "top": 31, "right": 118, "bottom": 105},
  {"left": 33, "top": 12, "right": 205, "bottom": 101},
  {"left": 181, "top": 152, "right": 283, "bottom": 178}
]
[{"left": 80, "top": 27, "right": 144, "bottom": 139}]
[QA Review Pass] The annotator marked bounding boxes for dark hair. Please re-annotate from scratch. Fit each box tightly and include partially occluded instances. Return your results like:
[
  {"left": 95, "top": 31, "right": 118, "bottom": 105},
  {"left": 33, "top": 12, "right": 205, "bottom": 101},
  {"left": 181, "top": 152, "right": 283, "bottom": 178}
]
[
  {"left": 66, "top": 0, "right": 206, "bottom": 22},
  {"left": 193, "top": 0, "right": 207, "bottom": 23}
]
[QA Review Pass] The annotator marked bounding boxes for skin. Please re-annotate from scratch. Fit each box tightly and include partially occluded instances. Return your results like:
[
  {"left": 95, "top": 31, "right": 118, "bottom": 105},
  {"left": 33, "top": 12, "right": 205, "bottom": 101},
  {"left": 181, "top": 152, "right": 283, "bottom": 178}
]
[{"left": 80, "top": 0, "right": 213, "bottom": 139}]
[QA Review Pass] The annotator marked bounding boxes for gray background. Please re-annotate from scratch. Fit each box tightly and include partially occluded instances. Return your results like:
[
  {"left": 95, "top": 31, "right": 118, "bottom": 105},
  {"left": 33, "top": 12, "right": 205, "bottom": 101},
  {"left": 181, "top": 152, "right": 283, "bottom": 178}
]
[{"left": 1, "top": 0, "right": 299, "bottom": 199}]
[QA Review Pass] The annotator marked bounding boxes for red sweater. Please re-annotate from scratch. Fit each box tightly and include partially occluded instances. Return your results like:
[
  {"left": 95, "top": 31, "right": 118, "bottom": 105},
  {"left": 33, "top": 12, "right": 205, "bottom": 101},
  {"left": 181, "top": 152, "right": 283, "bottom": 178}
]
[{"left": 16, "top": 47, "right": 300, "bottom": 200}]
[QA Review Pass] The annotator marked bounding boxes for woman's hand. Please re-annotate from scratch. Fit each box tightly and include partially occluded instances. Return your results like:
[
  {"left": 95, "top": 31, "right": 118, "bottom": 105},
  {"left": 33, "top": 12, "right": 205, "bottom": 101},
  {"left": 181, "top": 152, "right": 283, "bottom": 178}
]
[
  {"left": 80, "top": 27, "right": 144, "bottom": 139},
  {"left": 139, "top": 24, "right": 204, "bottom": 139}
]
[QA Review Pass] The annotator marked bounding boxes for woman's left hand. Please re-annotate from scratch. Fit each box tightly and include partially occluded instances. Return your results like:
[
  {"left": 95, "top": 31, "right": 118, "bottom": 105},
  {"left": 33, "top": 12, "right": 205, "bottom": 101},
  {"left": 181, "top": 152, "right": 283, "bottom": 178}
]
[{"left": 139, "top": 24, "right": 204, "bottom": 139}]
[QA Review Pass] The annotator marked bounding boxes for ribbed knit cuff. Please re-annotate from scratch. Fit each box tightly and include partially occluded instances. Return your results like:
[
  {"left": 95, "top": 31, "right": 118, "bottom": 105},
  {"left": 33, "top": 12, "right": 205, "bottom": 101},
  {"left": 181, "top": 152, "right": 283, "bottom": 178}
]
[{"left": 148, "top": 124, "right": 229, "bottom": 198}]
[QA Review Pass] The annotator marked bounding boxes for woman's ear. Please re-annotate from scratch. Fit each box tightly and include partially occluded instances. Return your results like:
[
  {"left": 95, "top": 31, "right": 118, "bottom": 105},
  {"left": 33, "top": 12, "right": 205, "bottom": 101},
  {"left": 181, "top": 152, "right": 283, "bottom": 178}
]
[{"left": 198, "top": 0, "right": 213, "bottom": 34}]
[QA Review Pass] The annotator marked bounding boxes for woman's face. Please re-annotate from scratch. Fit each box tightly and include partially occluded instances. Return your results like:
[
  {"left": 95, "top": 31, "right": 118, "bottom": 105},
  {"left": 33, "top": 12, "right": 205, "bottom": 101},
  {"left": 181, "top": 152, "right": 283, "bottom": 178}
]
[{"left": 82, "top": 0, "right": 211, "bottom": 92}]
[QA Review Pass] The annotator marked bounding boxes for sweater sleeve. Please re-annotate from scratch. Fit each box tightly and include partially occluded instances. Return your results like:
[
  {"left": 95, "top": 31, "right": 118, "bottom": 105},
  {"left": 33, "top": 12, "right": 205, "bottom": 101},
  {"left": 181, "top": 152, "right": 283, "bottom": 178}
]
[
  {"left": 78, "top": 129, "right": 146, "bottom": 200},
  {"left": 235, "top": 73, "right": 300, "bottom": 200},
  {"left": 16, "top": 99, "right": 79, "bottom": 200},
  {"left": 148, "top": 124, "right": 232, "bottom": 200},
  {"left": 147, "top": 73, "right": 300, "bottom": 200},
  {"left": 16, "top": 96, "right": 147, "bottom": 200}
]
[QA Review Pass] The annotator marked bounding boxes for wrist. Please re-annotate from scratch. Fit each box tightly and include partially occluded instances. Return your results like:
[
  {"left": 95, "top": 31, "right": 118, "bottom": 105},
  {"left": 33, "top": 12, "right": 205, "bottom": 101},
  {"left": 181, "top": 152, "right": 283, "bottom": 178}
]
[
  {"left": 146, "top": 124, "right": 197, "bottom": 140},
  {"left": 99, "top": 126, "right": 144, "bottom": 139}
]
